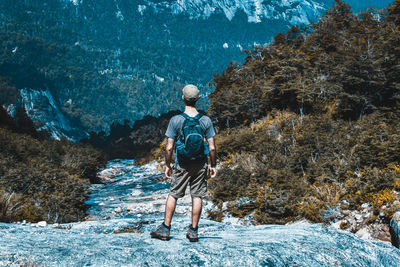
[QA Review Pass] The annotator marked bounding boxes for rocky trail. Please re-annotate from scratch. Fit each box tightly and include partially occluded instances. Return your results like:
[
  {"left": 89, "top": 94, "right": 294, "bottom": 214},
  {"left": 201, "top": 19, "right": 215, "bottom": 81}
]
[{"left": 1, "top": 159, "right": 400, "bottom": 266}]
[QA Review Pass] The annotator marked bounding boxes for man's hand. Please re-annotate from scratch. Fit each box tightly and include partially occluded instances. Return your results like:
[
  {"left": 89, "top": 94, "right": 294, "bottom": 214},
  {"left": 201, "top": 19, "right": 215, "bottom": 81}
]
[
  {"left": 207, "top": 138, "right": 217, "bottom": 179},
  {"left": 165, "top": 166, "right": 173, "bottom": 178},
  {"left": 209, "top": 167, "right": 217, "bottom": 178}
]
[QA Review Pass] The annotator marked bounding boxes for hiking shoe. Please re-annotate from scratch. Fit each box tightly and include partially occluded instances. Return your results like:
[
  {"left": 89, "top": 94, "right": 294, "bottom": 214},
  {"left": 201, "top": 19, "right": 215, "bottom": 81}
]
[
  {"left": 150, "top": 223, "right": 170, "bottom": 241},
  {"left": 186, "top": 225, "right": 198, "bottom": 242}
]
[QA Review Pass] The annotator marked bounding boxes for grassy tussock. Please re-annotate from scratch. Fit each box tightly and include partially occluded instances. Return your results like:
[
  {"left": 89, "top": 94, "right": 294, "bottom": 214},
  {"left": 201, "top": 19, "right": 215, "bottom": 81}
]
[
  {"left": 0, "top": 127, "right": 106, "bottom": 223},
  {"left": 209, "top": 112, "right": 400, "bottom": 224},
  {"left": 207, "top": 1, "right": 400, "bottom": 224}
]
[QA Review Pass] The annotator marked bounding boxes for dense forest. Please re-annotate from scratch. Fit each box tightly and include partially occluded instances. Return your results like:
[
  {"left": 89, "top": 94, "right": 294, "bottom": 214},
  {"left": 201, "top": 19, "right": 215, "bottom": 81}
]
[
  {"left": 0, "top": 105, "right": 106, "bottom": 223},
  {"left": 0, "top": 23, "right": 189, "bottom": 133},
  {"left": 81, "top": 110, "right": 183, "bottom": 161},
  {"left": 205, "top": 0, "right": 400, "bottom": 225},
  {"left": 0, "top": 0, "right": 293, "bottom": 135}
]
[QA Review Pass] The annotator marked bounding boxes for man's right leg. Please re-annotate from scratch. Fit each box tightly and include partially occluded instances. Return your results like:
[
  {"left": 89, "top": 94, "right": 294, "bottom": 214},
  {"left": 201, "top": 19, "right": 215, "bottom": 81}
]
[
  {"left": 165, "top": 165, "right": 190, "bottom": 225},
  {"left": 150, "top": 195, "right": 177, "bottom": 240},
  {"left": 164, "top": 195, "right": 177, "bottom": 226},
  {"left": 151, "top": 165, "right": 188, "bottom": 240}
]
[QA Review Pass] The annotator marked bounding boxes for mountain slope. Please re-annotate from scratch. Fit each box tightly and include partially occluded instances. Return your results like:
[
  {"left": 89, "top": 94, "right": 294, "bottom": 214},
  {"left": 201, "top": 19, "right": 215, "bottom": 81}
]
[
  {"left": 0, "top": 0, "right": 393, "bottom": 138},
  {"left": 207, "top": 0, "right": 400, "bottom": 227}
]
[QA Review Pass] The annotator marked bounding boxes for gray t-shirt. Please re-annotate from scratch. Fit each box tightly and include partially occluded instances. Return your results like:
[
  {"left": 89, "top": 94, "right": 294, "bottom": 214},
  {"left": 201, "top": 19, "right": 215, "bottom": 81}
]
[{"left": 165, "top": 113, "right": 216, "bottom": 141}]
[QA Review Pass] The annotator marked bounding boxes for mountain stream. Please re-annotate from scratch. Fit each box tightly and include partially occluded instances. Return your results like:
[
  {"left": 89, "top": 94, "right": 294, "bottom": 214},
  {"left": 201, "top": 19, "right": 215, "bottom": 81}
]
[{"left": 1, "top": 159, "right": 400, "bottom": 266}]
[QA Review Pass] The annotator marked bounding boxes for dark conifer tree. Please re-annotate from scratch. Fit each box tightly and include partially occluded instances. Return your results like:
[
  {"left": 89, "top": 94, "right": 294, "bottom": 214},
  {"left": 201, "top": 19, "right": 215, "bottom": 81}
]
[
  {"left": 387, "top": 0, "right": 400, "bottom": 25},
  {"left": 15, "top": 106, "right": 38, "bottom": 137},
  {"left": 0, "top": 105, "right": 16, "bottom": 129}
]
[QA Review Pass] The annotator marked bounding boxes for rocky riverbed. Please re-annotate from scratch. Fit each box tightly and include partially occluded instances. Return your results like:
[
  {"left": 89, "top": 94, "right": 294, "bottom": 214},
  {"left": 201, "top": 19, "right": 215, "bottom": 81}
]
[{"left": 0, "top": 159, "right": 399, "bottom": 266}]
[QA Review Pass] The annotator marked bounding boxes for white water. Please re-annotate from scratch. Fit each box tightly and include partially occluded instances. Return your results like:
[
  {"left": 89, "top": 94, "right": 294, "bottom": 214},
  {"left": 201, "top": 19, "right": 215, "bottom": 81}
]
[{"left": 1, "top": 159, "right": 400, "bottom": 266}]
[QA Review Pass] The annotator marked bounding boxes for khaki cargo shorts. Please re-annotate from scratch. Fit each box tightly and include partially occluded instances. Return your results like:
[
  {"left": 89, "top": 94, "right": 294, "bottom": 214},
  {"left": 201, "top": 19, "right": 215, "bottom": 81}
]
[{"left": 169, "top": 162, "right": 208, "bottom": 199}]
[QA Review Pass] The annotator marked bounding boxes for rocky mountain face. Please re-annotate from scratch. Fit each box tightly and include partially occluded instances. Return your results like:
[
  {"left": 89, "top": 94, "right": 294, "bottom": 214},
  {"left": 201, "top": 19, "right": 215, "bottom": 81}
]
[
  {"left": 138, "top": 0, "right": 326, "bottom": 23},
  {"left": 0, "top": 0, "right": 393, "bottom": 139}
]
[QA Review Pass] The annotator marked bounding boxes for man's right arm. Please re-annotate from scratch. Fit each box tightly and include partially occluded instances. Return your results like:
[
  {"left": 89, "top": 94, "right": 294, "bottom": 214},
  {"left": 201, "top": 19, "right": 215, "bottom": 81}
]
[{"left": 207, "top": 137, "right": 217, "bottom": 178}]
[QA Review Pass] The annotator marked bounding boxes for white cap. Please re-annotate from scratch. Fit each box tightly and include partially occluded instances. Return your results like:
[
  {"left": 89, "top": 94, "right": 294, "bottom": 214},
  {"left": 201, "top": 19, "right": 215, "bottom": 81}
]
[{"left": 182, "top": 84, "right": 199, "bottom": 101}]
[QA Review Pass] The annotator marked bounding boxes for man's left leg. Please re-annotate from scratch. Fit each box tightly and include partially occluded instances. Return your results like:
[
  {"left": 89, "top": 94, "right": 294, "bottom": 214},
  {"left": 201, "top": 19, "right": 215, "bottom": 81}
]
[
  {"left": 191, "top": 196, "right": 202, "bottom": 228},
  {"left": 187, "top": 163, "right": 208, "bottom": 242},
  {"left": 164, "top": 195, "right": 177, "bottom": 227},
  {"left": 189, "top": 163, "right": 207, "bottom": 229},
  {"left": 151, "top": 165, "right": 188, "bottom": 241},
  {"left": 186, "top": 196, "right": 202, "bottom": 242}
]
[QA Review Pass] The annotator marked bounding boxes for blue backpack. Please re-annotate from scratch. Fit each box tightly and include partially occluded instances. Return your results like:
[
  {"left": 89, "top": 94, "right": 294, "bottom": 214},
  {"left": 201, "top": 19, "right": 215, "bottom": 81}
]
[{"left": 176, "top": 113, "right": 208, "bottom": 164}]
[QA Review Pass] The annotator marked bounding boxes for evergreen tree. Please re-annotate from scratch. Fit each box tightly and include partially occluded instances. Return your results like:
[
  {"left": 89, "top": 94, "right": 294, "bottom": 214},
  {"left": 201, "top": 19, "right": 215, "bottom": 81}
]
[
  {"left": 0, "top": 105, "right": 16, "bottom": 129},
  {"left": 15, "top": 107, "right": 38, "bottom": 137},
  {"left": 388, "top": 0, "right": 400, "bottom": 25}
]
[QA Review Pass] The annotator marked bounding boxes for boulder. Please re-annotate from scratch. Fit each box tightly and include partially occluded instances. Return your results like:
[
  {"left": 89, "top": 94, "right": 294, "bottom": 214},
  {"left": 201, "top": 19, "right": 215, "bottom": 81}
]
[
  {"left": 355, "top": 227, "right": 371, "bottom": 240},
  {"left": 375, "top": 225, "right": 392, "bottom": 244},
  {"left": 114, "top": 207, "right": 122, "bottom": 213},
  {"left": 37, "top": 221, "right": 47, "bottom": 227},
  {"left": 390, "top": 212, "right": 400, "bottom": 248}
]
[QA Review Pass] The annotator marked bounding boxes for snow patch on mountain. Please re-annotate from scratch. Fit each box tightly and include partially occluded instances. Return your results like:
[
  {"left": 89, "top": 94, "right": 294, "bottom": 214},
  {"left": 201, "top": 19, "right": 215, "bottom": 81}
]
[
  {"left": 141, "top": 0, "right": 326, "bottom": 24},
  {"left": 154, "top": 74, "right": 165, "bottom": 83},
  {"left": 70, "top": 0, "right": 81, "bottom": 6},
  {"left": 116, "top": 4, "right": 124, "bottom": 21},
  {"left": 138, "top": 5, "right": 147, "bottom": 15}
]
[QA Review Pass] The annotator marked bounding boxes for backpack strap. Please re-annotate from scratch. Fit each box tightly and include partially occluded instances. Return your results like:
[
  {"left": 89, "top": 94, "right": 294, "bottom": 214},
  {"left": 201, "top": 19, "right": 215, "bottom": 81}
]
[
  {"left": 194, "top": 113, "right": 203, "bottom": 120},
  {"left": 181, "top": 113, "right": 190, "bottom": 119}
]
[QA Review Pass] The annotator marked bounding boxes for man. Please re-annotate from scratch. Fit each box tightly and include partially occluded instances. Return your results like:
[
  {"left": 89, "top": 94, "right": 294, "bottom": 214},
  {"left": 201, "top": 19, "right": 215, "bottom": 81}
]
[{"left": 150, "top": 84, "right": 217, "bottom": 242}]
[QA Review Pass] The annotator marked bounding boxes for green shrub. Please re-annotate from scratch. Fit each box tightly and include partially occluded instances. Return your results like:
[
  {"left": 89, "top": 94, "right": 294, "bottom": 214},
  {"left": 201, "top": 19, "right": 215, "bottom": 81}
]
[
  {"left": 210, "top": 111, "right": 400, "bottom": 224},
  {"left": 207, "top": 1, "right": 400, "bottom": 224},
  {"left": 0, "top": 127, "right": 106, "bottom": 223}
]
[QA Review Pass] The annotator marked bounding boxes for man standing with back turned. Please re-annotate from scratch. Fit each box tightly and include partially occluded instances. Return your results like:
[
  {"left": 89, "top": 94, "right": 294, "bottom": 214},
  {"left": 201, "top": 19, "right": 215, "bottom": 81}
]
[{"left": 150, "top": 84, "right": 217, "bottom": 242}]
